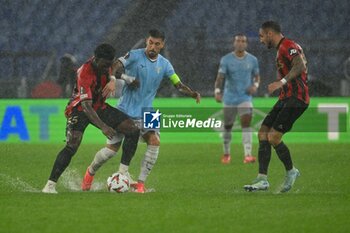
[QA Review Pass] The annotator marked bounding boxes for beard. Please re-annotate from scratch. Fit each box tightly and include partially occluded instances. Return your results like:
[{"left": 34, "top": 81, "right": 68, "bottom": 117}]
[
  {"left": 267, "top": 41, "right": 273, "bottom": 49},
  {"left": 148, "top": 50, "right": 157, "bottom": 59}
]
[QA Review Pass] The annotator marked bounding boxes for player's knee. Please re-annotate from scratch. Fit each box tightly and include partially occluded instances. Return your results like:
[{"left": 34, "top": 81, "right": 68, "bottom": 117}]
[
  {"left": 267, "top": 132, "right": 281, "bottom": 146},
  {"left": 258, "top": 128, "right": 268, "bottom": 141},
  {"left": 224, "top": 124, "right": 233, "bottom": 131},
  {"left": 106, "top": 142, "right": 121, "bottom": 152},
  {"left": 146, "top": 134, "right": 160, "bottom": 146},
  {"left": 66, "top": 131, "right": 82, "bottom": 154}
]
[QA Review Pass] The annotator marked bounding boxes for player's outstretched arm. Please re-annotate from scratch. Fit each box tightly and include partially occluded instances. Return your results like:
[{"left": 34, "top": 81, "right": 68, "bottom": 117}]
[
  {"left": 81, "top": 100, "right": 116, "bottom": 139},
  {"left": 174, "top": 82, "right": 201, "bottom": 103},
  {"left": 268, "top": 54, "right": 306, "bottom": 94}
]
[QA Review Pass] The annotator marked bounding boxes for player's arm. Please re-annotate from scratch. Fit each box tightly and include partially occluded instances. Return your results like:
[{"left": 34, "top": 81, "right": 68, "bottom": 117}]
[
  {"left": 247, "top": 74, "right": 260, "bottom": 95},
  {"left": 81, "top": 100, "right": 116, "bottom": 139},
  {"left": 268, "top": 54, "right": 306, "bottom": 94},
  {"left": 171, "top": 73, "right": 200, "bottom": 103},
  {"left": 102, "top": 59, "right": 139, "bottom": 97},
  {"left": 214, "top": 72, "right": 224, "bottom": 102}
]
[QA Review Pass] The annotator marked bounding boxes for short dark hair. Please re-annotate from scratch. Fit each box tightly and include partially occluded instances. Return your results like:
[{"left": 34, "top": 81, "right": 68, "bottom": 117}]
[
  {"left": 94, "top": 43, "right": 116, "bottom": 60},
  {"left": 261, "top": 21, "right": 281, "bottom": 33},
  {"left": 148, "top": 29, "right": 165, "bottom": 40}
]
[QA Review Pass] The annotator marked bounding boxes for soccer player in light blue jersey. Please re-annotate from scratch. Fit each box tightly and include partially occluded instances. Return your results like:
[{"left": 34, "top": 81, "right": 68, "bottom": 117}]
[
  {"left": 82, "top": 29, "right": 200, "bottom": 193},
  {"left": 214, "top": 33, "right": 260, "bottom": 164}
]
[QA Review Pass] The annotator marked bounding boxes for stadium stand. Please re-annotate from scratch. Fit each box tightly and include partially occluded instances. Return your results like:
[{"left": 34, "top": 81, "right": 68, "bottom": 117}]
[{"left": 0, "top": 0, "right": 349, "bottom": 97}]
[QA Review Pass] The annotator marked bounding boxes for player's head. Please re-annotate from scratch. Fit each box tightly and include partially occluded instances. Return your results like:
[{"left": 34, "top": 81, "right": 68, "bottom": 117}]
[
  {"left": 259, "top": 21, "right": 282, "bottom": 49},
  {"left": 94, "top": 43, "right": 116, "bottom": 72},
  {"left": 145, "top": 29, "right": 165, "bottom": 59},
  {"left": 233, "top": 33, "right": 248, "bottom": 53}
]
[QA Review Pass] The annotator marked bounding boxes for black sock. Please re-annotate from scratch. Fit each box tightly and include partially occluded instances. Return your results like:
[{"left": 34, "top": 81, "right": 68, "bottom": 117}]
[
  {"left": 120, "top": 130, "right": 140, "bottom": 166},
  {"left": 49, "top": 146, "right": 76, "bottom": 182},
  {"left": 258, "top": 140, "right": 271, "bottom": 175},
  {"left": 274, "top": 141, "right": 293, "bottom": 171}
]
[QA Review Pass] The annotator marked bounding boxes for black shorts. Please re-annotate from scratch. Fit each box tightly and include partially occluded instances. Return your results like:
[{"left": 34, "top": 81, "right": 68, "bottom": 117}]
[
  {"left": 65, "top": 104, "right": 130, "bottom": 134},
  {"left": 261, "top": 97, "right": 308, "bottom": 134}
]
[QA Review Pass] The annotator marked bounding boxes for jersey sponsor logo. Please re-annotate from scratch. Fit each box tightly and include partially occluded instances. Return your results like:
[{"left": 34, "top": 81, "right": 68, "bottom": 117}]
[{"left": 289, "top": 48, "right": 298, "bottom": 56}]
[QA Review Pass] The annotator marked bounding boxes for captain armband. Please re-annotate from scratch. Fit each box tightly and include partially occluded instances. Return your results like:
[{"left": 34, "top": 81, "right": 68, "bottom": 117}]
[{"left": 170, "top": 73, "right": 181, "bottom": 85}]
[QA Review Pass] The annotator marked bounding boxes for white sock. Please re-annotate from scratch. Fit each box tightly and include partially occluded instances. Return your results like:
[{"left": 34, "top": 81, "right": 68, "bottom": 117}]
[
  {"left": 242, "top": 127, "right": 252, "bottom": 156},
  {"left": 119, "top": 163, "right": 129, "bottom": 174},
  {"left": 89, "top": 147, "right": 116, "bottom": 175},
  {"left": 138, "top": 145, "right": 159, "bottom": 182},
  {"left": 223, "top": 129, "right": 232, "bottom": 155},
  {"left": 258, "top": 174, "right": 267, "bottom": 179}
]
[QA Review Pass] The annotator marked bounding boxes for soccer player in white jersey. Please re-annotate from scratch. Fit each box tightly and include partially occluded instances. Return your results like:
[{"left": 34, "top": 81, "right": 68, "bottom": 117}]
[
  {"left": 214, "top": 33, "right": 260, "bottom": 164},
  {"left": 82, "top": 29, "right": 201, "bottom": 193}
]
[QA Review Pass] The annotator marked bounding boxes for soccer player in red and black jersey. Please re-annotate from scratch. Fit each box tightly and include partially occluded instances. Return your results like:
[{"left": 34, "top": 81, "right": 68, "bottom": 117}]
[
  {"left": 244, "top": 21, "right": 309, "bottom": 193},
  {"left": 42, "top": 44, "right": 140, "bottom": 194}
]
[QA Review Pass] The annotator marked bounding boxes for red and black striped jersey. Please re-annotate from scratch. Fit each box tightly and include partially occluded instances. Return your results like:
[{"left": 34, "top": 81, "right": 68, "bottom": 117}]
[
  {"left": 64, "top": 58, "right": 110, "bottom": 117},
  {"left": 276, "top": 38, "right": 309, "bottom": 104}
]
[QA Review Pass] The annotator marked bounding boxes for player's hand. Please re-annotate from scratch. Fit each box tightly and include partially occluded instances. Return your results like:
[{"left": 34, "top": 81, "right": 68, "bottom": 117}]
[
  {"left": 193, "top": 91, "right": 201, "bottom": 104},
  {"left": 215, "top": 93, "right": 222, "bottom": 103},
  {"left": 128, "top": 79, "right": 140, "bottom": 89},
  {"left": 101, "top": 124, "right": 116, "bottom": 140},
  {"left": 268, "top": 81, "right": 283, "bottom": 94},
  {"left": 247, "top": 85, "right": 258, "bottom": 95},
  {"left": 102, "top": 80, "right": 116, "bottom": 98}
]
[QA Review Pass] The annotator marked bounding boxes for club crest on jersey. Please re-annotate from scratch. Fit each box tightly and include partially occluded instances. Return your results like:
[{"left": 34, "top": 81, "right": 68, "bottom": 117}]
[
  {"left": 289, "top": 48, "right": 298, "bottom": 56},
  {"left": 156, "top": 67, "right": 162, "bottom": 74}
]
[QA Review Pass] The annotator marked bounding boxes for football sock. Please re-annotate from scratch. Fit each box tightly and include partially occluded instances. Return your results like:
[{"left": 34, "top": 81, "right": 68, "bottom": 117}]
[
  {"left": 223, "top": 129, "right": 232, "bottom": 155},
  {"left": 89, "top": 147, "right": 116, "bottom": 175},
  {"left": 242, "top": 127, "right": 252, "bottom": 156},
  {"left": 274, "top": 141, "right": 293, "bottom": 171},
  {"left": 120, "top": 130, "right": 140, "bottom": 166},
  {"left": 119, "top": 163, "right": 129, "bottom": 174},
  {"left": 257, "top": 173, "right": 268, "bottom": 180},
  {"left": 49, "top": 145, "right": 77, "bottom": 182},
  {"left": 258, "top": 140, "right": 271, "bottom": 175},
  {"left": 138, "top": 145, "right": 159, "bottom": 182}
]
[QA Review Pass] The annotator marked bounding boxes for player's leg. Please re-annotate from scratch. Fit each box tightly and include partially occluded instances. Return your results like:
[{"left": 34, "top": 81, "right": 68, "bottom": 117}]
[
  {"left": 269, "top": 97, "right": 308, "bottom": 192},
  {"left": 98, "top": 105, "right": 140, "bottom": 177},
  {"left": 238, "top": 101, "right": 255, "bottom": 163},
  {"left": 244, "top": 101, "right": 283, "bottom": 191},
  {"left": 43, "top": 112, "right": 89, "bottom": 193},
  {"left": 135, "top": 131, "right": 160, "bottom": 193},
  {"left": 82, "top": 135, "right": 122, "bottom": 191},
  {"left": 221, "top": 105, "right": 237, "bottom": 164},
  {"left": 243, "top": 125, "right": 271, "bottom": 192}
]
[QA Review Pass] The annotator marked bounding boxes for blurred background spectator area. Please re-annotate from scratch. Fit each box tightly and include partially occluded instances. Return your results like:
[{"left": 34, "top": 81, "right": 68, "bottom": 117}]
[{"left": 0, "top": 0, "right": 349, "bottom": 98}]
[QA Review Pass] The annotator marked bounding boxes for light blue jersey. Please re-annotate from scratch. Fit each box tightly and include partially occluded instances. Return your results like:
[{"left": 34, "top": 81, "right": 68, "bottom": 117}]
[
  {"left": 218, "top": 52, "right": 259, "bottom": 105},
  {"left": 117, "top": 48, "right": 175, "bottom": 118}
]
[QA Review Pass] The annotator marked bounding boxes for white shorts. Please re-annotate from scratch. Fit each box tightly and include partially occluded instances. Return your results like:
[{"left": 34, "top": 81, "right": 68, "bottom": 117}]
[
  {"left": 223, "top": 101, "right": 253, "bottom": 126},
  {"left": 107, "top": 119, "right": 160, "bottom": 145}
]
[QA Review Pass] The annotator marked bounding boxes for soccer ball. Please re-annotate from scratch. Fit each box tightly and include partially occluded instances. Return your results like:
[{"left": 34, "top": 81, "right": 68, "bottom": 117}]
[{"left": 107, "top": 172, "right": 130, "bottom": 193}]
